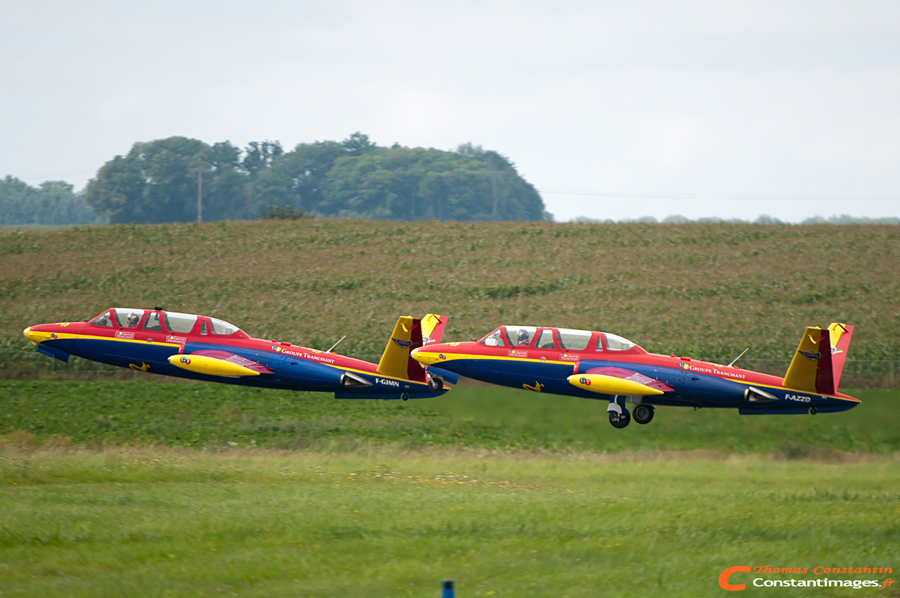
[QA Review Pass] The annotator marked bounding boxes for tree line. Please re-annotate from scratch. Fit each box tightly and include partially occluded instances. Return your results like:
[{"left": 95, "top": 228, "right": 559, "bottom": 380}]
[
  {"left": 0, "top": 133, "right": 551, "bottom": 225},
  {"left": 0, "top": 178, "right": 95, "bottom": 226}
]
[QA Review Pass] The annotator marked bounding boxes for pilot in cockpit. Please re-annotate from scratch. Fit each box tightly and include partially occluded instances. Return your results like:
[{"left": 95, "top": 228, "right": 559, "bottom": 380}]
[
  {"left": 516, "top": 328, "right": 531, "bottom": 346},
  {"left": 126, "top": 312, "right": 141, "bottom": 328}
]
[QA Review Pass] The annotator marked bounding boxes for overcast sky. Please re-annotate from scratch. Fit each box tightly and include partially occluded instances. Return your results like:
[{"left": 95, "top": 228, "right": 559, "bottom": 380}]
[{"left": 2, "top": 1, "right": 899, "bottom": 222}]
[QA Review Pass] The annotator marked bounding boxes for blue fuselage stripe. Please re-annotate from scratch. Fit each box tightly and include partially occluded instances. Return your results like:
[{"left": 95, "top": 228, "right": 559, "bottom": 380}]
[
  {"left": 434, "top": 356, "right": 856, "bottom": 411},
  {"left": 39, "top": 337, "right": 437, "bottom": 397}
]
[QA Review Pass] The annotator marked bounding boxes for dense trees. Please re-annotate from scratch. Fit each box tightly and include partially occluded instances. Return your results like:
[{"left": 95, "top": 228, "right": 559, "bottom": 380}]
[
  {"left": 81, "top": 134, "right": 551, "bottom": 224},
  {"left": 1, "top": 134, "right": 549, "bottom": 225},
  {"left": 0, "top": 177, "right": 95, "bottom": 225},
  {"left": 83, "top": 137, "right": 247, "bottom": 224},
  {"left": 317, "top": 143, "right": 546, "bottom": 221}
]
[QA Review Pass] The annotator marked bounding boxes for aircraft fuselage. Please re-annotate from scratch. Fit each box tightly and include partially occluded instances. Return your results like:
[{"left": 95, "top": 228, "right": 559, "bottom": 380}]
[{"left": 24, "top": 308, "right": 447, "bottom": 400}]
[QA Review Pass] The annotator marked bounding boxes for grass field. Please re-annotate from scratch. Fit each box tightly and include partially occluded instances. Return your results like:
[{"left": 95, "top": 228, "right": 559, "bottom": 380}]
[
  {"left": 1, "top": 449, "right": 898, "bottom": 597},
  {"left": 2, "top": 220, "right": 899, "bottom": 364},
  {"left": 2, "top": 380, "right": 898, "bottom": 597},
  {"left": 2, "top": 381, "right": 899, "bottom": 455}
]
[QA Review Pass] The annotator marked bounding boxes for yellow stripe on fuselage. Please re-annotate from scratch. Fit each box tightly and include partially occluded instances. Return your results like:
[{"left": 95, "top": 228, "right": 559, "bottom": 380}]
[
  {"left": 31, "top": 332, "right": 438, "bottom": 388},
  {"left": 416, "top": 350, "right": 859, "bottom": 402},
  {"left": 27, "top": 331, "right": 182, "bottom": 348},
  {"left": 413, "top": 350, "right": 578, "bottom": 368}
]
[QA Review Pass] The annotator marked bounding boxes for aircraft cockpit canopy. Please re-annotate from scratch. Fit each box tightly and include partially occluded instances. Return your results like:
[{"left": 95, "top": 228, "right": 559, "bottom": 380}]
[
  {"left": 603, "top": 332, "right": 636, "bottom": 351},
  {"left": 89, "top": 308, "right": 245, "bottom": 337},
  {"left": 479, "top": 325, "right": 640, "bottom": 352}
]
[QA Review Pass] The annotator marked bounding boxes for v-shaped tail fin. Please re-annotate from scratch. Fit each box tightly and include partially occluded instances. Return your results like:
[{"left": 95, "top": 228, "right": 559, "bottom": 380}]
[
  {"left": 827, "top": 322, "right": 854, "bottom": 390},
  {"left": 376, "top": 316, "right": 427, "bottom": 382},
  {"left": 783, "top": 322, "right": 854, "bottom": 394},
  {"left": 421, "top": 313, "right": 448, "bottom": 345}
]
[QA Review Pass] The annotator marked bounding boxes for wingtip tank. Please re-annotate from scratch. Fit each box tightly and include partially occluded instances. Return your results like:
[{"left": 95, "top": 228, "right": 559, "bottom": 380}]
[
  {"left": 567, "top": 373, "right": 665, "bottom": 396},
  {"left": 167, "top": 354, "right": 260, "bottom": 377}
]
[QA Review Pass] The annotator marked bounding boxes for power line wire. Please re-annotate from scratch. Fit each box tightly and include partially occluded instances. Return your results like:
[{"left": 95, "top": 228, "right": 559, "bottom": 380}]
[{"left": 538, "top": 189, "right": 898, "bottom": 202}]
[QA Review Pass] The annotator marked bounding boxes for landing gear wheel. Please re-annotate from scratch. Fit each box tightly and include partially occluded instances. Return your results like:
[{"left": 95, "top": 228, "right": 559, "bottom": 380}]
[
  {"left": 633, "top": 404, "right": 655, "bottom": 425},
  {"left": 609, "top": 410, "right": 631, "bottom": 429},
  {"left": 427, "top": 375, "right": 444, "bottom": 392}
]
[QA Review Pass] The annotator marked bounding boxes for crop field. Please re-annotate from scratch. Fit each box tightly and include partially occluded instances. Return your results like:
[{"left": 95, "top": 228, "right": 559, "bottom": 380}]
[
  {"left": 2, "top": 220, "right": 899, "bottom": 365},
  {"left": 2, "top": 220, "right": 898, "bottom": 596}
]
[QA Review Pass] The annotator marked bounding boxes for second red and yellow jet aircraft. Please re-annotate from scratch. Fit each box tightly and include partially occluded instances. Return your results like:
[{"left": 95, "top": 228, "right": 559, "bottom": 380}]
[{"left": 412, "top": 322, "right": 858, "bottom": 428}]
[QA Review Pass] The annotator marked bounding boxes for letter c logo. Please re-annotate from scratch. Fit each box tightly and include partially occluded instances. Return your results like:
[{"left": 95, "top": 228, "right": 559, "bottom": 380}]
[{"left": 719, "top": 566, "right": 751, "bottom": 591}]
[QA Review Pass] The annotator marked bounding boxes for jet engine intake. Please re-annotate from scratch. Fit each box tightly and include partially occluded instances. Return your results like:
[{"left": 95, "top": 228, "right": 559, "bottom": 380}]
[
  {"left": 744, "top": 386, "right": 778, "bottom": 403},
  {"left": 340, "top": 372, "right": 373, "bottom": 388}
]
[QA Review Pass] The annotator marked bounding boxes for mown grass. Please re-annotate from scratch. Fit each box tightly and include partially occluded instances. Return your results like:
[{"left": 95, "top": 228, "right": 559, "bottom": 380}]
[
  {"left": 0, "top": 449, "right": 897, "bottom": 597},
  {"left": 1, "top": 220, "right": 899, "bottom": 363},
  {"left": 2, "top": 381, "right": 898, "bottom": 455}
]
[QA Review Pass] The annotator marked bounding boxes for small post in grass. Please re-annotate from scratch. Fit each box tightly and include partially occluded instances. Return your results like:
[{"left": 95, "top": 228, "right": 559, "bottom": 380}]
[{"left": 442, "top": 579, "right": 454, "bottom": 597}]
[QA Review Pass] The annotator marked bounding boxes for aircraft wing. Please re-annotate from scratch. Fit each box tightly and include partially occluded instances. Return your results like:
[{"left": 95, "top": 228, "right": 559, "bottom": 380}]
[
  {"left": 567, "top": 367, "right": 673, "bottom": 396},
  {"left": 168, "top": 350, "right": 274, "bottom": 377}
]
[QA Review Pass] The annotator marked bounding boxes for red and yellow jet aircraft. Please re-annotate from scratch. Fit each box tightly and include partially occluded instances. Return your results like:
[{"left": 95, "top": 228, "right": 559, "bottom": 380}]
[
  {"left": 412, "top": 322, "right": 858, "bottom": 428},
  {"left": 24, "top": 308, "right": 450, "bottom": 399}
]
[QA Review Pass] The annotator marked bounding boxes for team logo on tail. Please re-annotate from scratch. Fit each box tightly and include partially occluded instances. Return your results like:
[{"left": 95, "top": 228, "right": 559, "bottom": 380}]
[
  {"left": 392, "top": 337, "right": 413, "bottom": 349},
  {"left": 800, "top": 351, "right": 822, "bottom": 360}
]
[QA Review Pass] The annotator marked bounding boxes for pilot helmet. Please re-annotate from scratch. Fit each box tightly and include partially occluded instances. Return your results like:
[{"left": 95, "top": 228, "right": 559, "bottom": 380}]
[
  {"left": 517, "top": 329, "right": 530, "bottom": 344},
  {"left": 127, "top": 313, "right": 140, "bottom": 327}
]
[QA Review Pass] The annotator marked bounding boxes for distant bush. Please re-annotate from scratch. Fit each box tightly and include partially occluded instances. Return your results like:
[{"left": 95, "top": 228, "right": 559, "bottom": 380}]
[{"left": 260, "top": 204, "right": 309, "bottom": 220}]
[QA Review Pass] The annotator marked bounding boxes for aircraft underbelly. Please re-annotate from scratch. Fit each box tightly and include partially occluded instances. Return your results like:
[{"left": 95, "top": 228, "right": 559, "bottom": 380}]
[
  {"left": 466, "top": 359, "right": 573, "bottom": 390},
  {"left": 52, "top": 338, "right": 176, "bottom": 370},
  {"left": 37, "top": 338, "right": 103, "bottom": 363},
  {"left": 272, "top": 355, "right": 344, "bottom": 389},
  {"left": 679, "top": 374, "right": 747, "bottom": 406}
]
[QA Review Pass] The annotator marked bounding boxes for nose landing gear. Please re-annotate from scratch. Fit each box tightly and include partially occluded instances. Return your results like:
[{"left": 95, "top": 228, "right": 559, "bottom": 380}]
[
  {"left": 608, "top": 409, "right": 631, "bottom": 428},
  {"left": 607, "top": 398, "right": 632, "bottom": 428}
]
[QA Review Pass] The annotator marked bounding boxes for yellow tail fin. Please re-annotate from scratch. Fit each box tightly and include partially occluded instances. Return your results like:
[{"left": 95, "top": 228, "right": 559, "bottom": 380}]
[
  {"left": 421, "top": 314, "right": 447, "bottom": 345},
  {"left": 376, "top": 316, "right": 426, "bottom": 382},
  {"left": 783, "top": 322, "right": 853, "bottom": 394}
]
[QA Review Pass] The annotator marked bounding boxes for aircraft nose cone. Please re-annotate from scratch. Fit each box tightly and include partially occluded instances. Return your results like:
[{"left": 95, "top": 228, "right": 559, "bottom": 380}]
[{"left": 23, "top": 326, "right": 53, "bottom": 344}]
